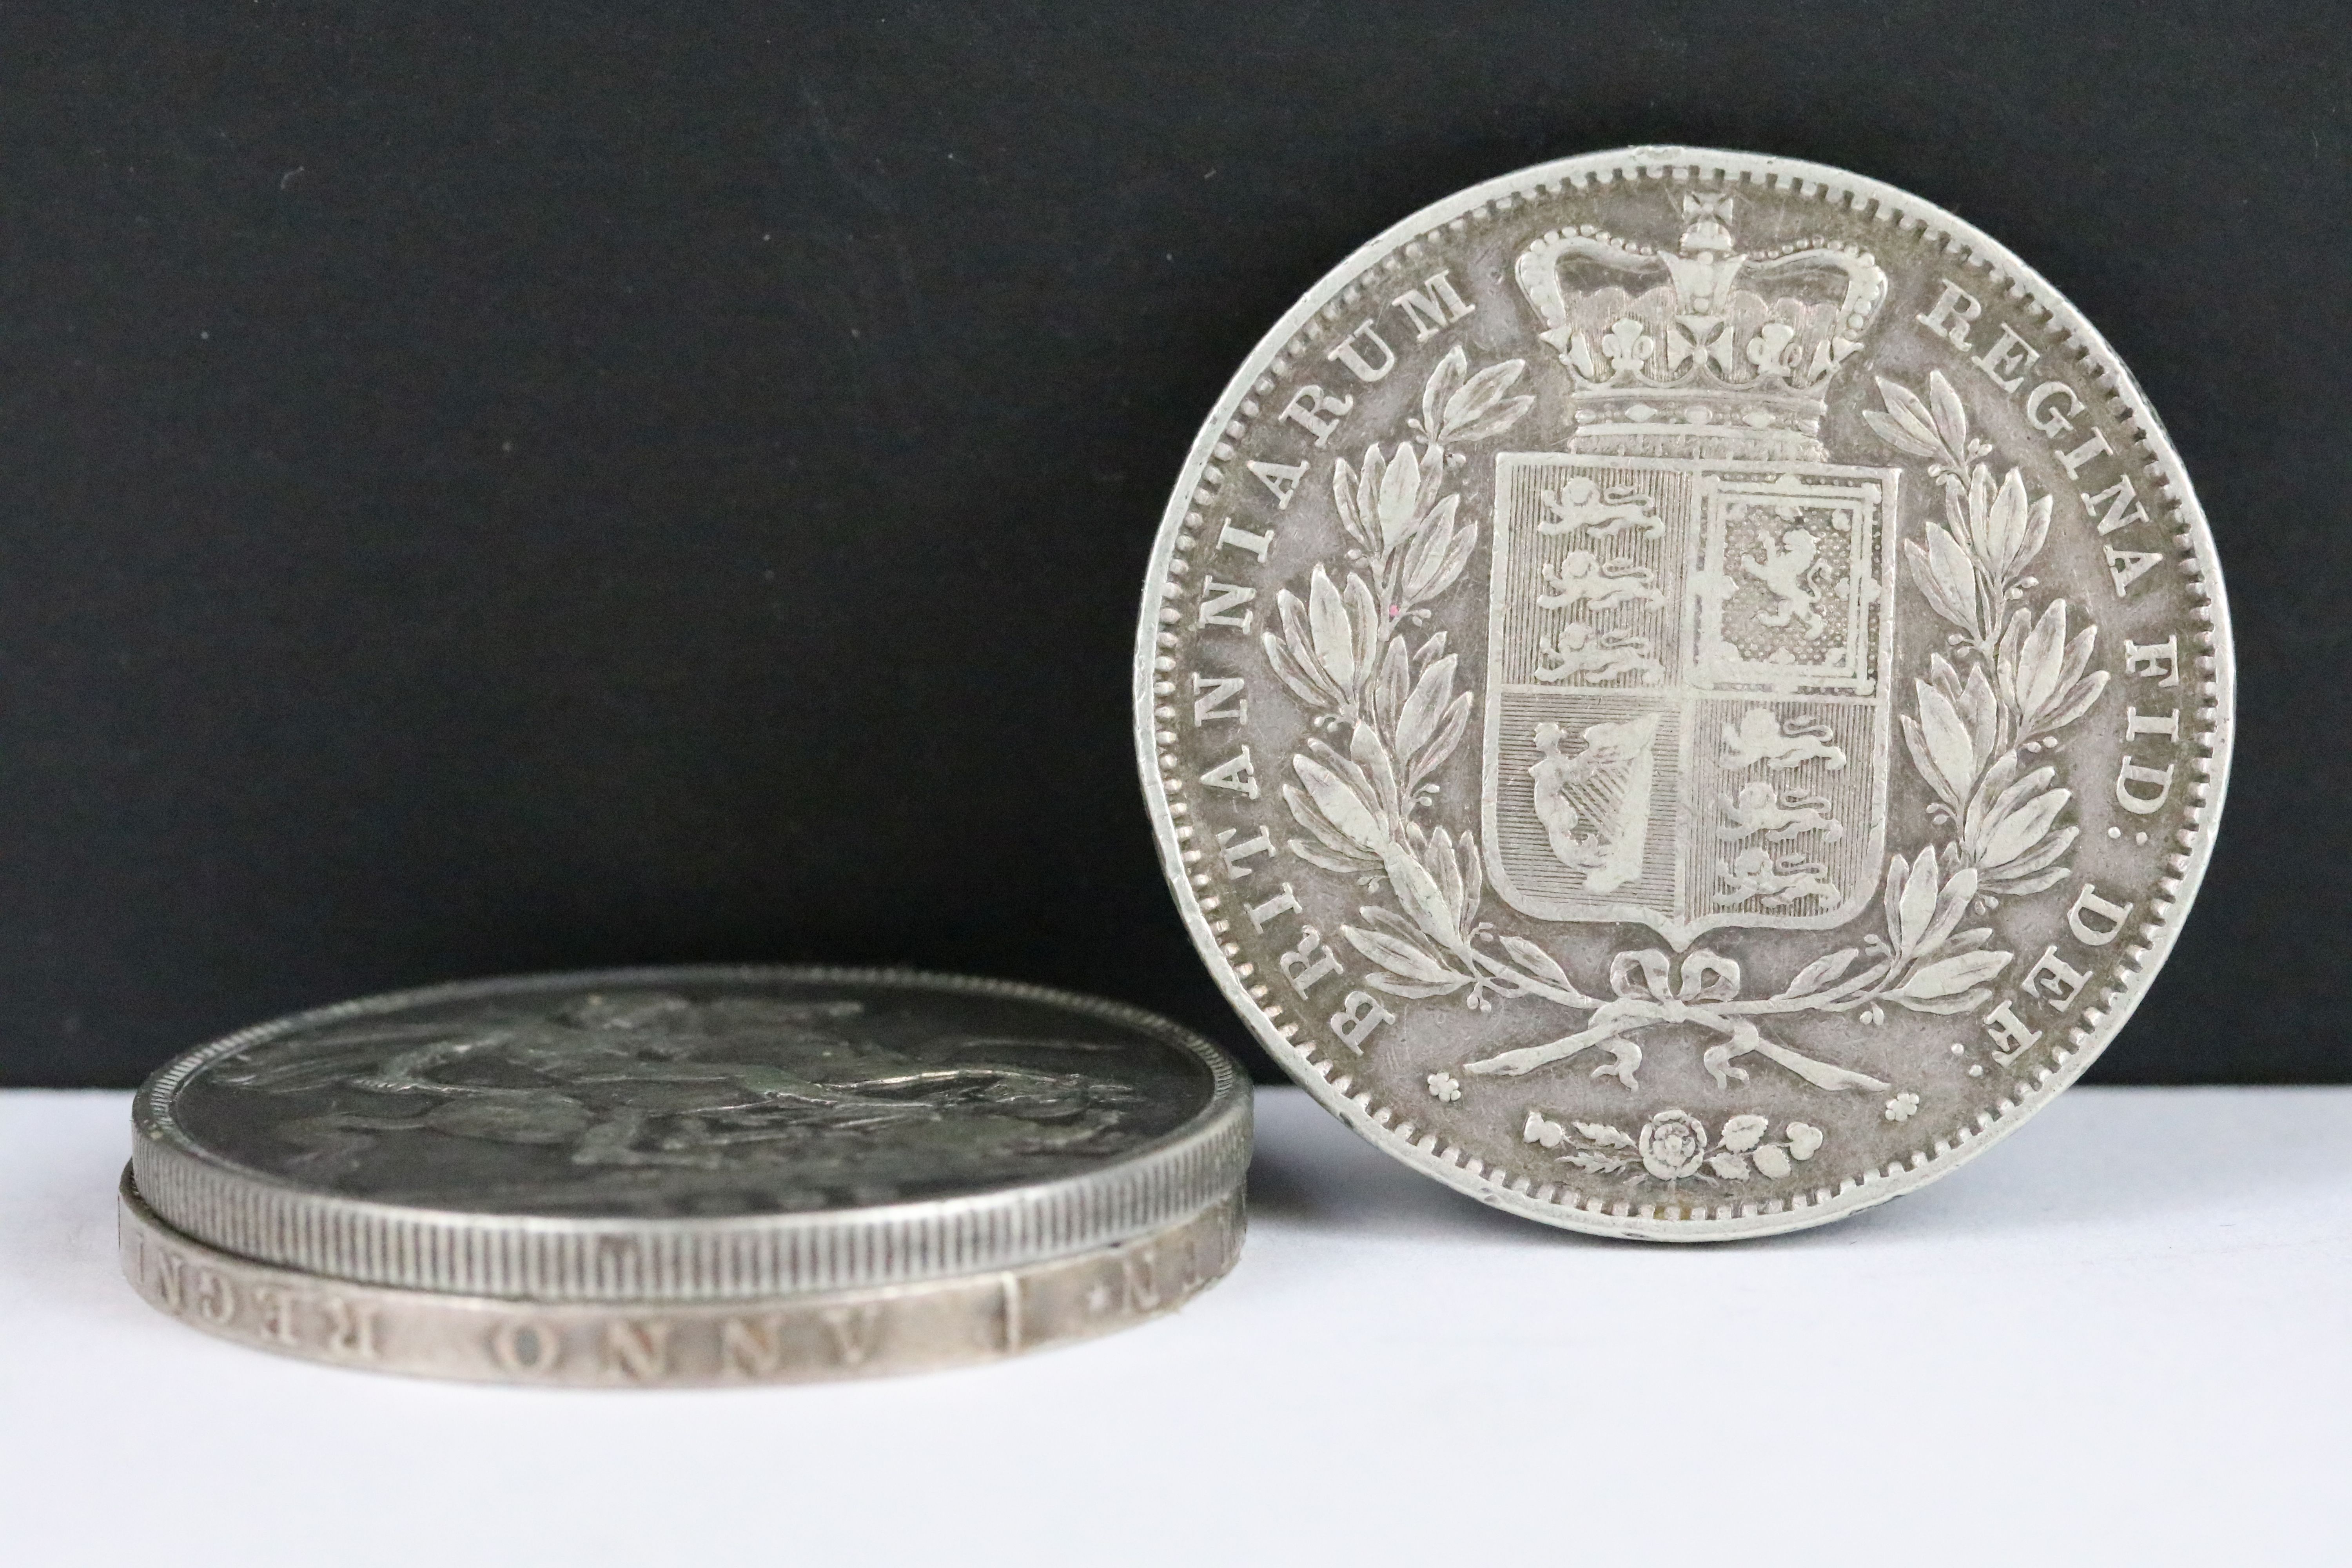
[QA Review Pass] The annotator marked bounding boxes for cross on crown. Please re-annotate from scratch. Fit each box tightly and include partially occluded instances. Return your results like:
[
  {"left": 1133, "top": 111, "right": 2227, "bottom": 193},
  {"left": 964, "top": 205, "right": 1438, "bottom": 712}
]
[{"left": 1515, "top": 192, "right": 1889, "bottom": 460}]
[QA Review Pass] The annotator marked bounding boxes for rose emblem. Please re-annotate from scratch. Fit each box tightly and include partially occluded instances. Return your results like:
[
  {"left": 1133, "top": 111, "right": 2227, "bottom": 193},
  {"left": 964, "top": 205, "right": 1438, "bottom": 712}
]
[{"left": 1636, "top": 1109, "right": 1709, "bottom": 1181}]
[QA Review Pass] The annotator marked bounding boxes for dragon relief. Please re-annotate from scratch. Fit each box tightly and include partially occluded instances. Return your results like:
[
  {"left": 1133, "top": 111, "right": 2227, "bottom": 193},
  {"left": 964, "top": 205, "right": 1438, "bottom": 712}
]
[{"left": 1259, "top": 194, "right": 2108, "bottom": 1118}]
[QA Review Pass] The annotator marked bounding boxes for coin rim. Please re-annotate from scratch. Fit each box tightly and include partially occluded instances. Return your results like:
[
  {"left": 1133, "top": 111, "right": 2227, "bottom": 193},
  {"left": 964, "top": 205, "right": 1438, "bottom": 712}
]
[
  {"left": 134, "top": 964, "right": 1252, "bottom": 1299},
  {"left": 1133, "top": 144, "right": 2232, "bottom": 1240}
]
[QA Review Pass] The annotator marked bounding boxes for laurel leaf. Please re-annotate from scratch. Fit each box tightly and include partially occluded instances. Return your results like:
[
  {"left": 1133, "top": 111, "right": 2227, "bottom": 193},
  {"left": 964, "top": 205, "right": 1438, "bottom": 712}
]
[
  {"left": 1914, "top": 525, "right": 1982, "bottom": 639},
  {"left": 1983, "top": 866, "right": 2069, "bottom": 898},
  {"left": 1897, "top": 846, "right": 1940, "bottom": 955},
  {"left": 1376, "top": 441, "right": 1428, "bottom": 552},
  {"left": 2036, "top": 670, "right": 2109, "bottom": 738},
  {"left": 1441, "top": 358, "right": 1527, "bottom": 439},
  {"left": 1500, "top": 935, "right": 1572, "bottom": 988},
  {"left": 2021, "top": 491, "right": 2053, "bottom": 569},
  {"left": 1421, "top": 345, "right": 1468, "bottom": 441},
  {"left": 1343, "top": 572, "right": 1382, "bottom": 695},
  {"left": 1902, "top": 541, "right": 1966, "bottom": 633},
  {"left": 1307, "top": 566, "right": 1355, "bottom": 694},
  {"left": 1962, "top": 661, "right": 2004, "bottom": 761},
  {"left": 1397, "top": 512, "right": 1454, "bottom": 603},
  {"left": 1899, "top": 716, "right": 1948, "bottom": 811},
  {"left": 1262, "top": 629, "right": 1333, "bottom": 711},
  {"left": 1992, "top": 825, "right": 2078, "bottom": 884},
  {"left": 1330, "top": 456, "right": 1370, "bottom": 552},
  {"left": 1382, "top": 845, "right": 1461, "bottom": 947},
  {"left": 1348, "top": 719, "right": 1402, "bottom": 824},
  {"left": 1895, "top": 948, "right": 2011, "bottom": 1002},
  {"left": 1911, "top": 682, "right": 1978, "bottom": 808},
  {"left": 1287, "top": 837, "right": 1371, "bottom": 875},
  {"left": 2057, "top": 619, "right": 2099, "bottom": 691},
  {"left": 1572, "top": 1121, "right": 1636, "bottom": 1149},
  {"left": 1424, "top": 825, "right": 1464, "bottom": 926},
  {"left": 1782, "top": 946, "right": 1860, "bottom": 997},
  {"left": 1457, "top": 826, "right": 1483, "bottom": 922},
  {"left": 1971, "top": 759, "right": 2054, "bottom": 840},
  {"left": 1918, "top": 866, "right": 1980, "bottom": 957},
  {"left": 1393, "top": 655, "right": 1455, "bottom": 771},
  {"left": 1281, "top": 783, "right": 1373, "bottom": 863},
  {"left": 1448, "top": 393, "right": 1535, "bottom": 445},
  {"left": 1864, "top": 407, "right": 1939, "bottom": 459},
  {"left": 1341, "top": 926, "right": 1457, "bottom": 985},
  {"left": 1291, "top": 754, "right": 1388, "bottom": 855},
  {"left": 1408, "top": 692, "right": 1473, "bottom": 789},
  {"left": 1982, "top": 787, "right": 2070, "bottom": 869},
  {"left": 1927, "top": 370, "right": 1969, "bottom": 463},
  {"left": 1364, "top": 975, "right": 1472, "bottom": 999},
  {"left": 1897, "top": 987, "right": 1997, "bottom": 1015},
  {"left": 2014, "top": 598, "right": 2070, "bottom": 717},
  {"left": 1369, "top": 633, "right": 1412, "bottom": 736},
  {"left": 1872, "top": 376, "right": 1942, "bottom": 455},
  {"left": 1420, "top": 521, "right": 1478, "bottom": 604}
]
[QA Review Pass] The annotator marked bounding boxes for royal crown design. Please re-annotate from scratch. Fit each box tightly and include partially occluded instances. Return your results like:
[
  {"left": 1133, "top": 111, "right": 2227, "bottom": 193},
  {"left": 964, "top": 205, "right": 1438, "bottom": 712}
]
[{"left": 1515, "top": 194, "right": 1887, "bottom": 461}]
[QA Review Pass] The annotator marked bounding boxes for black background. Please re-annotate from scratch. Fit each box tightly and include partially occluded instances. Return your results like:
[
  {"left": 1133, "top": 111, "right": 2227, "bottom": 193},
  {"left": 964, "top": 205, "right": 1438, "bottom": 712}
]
[{"left": 0, "top": 2, "right": 2342, "bottom": 1088}]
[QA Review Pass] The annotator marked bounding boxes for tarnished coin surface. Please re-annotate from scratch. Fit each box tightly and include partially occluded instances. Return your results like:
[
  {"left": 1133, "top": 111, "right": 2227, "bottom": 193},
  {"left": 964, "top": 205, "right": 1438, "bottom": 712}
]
[
  {"left": 120, "top": 1172, "right": 1243, "bottom": 1386},
  {"left": 1137, "top": 147, "right": 2229, "bottom": 1240},
  {"left": 131, "top": 965, "right": 1250, "bottom": 1299}
]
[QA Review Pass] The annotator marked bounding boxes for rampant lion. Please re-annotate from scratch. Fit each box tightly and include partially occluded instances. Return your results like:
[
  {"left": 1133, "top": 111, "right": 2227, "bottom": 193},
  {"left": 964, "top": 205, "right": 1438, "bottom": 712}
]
[{"left": 1739, "top": 525, "right": 1832, "bottom": 637}]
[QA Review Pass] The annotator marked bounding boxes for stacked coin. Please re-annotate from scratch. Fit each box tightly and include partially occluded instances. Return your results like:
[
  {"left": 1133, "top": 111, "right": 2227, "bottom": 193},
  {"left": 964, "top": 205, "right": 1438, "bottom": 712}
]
[{"left": 123, "top": 966, "right": 1251, "bottom": 1385}]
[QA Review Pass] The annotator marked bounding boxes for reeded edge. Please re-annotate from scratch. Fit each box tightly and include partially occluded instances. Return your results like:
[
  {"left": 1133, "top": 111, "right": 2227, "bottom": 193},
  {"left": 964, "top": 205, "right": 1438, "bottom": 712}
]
[
  {"left": 133, "top": 965, "right": 1252, "bottom": 1299},
  {"left": 1133, "top": 144, "right": 2233, "bottom": 1242},
  {"left": 120, "top": 1169, "right": 1247, "bottom": 1387}
]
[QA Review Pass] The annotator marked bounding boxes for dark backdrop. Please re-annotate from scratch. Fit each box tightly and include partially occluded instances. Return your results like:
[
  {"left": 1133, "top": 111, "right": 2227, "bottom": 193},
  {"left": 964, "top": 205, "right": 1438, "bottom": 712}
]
[{"left": 0, "top": 2, "right": 2342, "bottom": 1087}]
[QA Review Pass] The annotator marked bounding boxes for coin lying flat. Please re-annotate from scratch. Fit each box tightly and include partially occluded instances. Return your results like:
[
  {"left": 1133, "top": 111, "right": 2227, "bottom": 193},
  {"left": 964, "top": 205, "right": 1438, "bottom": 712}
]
[
  {"left": 1137, "top": 147, "right": 2229, "bottom": 1240},
  {"left": 125, "top": 966, "right": 1249, "bottom": 1379}
]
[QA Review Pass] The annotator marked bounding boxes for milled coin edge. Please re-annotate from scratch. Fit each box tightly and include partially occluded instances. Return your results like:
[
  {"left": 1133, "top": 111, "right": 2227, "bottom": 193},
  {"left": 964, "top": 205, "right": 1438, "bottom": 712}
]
[{"left": 119, "top": 1169, "right": 1247, "bottom": 1386}]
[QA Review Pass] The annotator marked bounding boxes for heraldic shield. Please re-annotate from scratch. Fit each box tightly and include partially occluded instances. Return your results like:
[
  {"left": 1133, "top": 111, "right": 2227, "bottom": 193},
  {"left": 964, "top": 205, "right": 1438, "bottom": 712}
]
[{"left": 1480, "top": 452, "right": 1901, "bottom": 946}]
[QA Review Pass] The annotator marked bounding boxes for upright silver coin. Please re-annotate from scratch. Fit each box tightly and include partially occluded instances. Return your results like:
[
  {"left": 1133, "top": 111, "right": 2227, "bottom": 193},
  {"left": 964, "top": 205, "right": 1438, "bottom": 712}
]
[
  {"left": 131, "top": 966, "right": 1250, "bottom": 1301},
  {"left": 1137, "top": 147, "right": 2229, "bottom": 1240}
]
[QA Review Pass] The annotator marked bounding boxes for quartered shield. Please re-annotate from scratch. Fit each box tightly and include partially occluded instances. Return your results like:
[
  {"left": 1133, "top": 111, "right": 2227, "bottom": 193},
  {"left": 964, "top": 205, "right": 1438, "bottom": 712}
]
[{"left": 1481, "top": 452, "right": 1900, "bottom": 945}]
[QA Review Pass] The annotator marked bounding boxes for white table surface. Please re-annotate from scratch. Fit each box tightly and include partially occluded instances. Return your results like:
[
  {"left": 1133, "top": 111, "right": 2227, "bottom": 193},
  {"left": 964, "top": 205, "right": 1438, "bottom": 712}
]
[{"left": 3, "top": 1085, "right": 2346, "bottom": 1566}]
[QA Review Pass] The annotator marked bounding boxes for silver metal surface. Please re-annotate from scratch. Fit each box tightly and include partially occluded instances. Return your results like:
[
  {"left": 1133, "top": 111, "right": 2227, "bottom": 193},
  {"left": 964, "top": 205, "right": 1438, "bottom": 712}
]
[
  {"left": 120, "top": 1170, "right": 1244, "bottom": 1386},
  {"left": 132, "top": 966, "right": 1250, "bottom": 1299},
  {"left": 1137, "top": 146, "right": 2230, "bottom": 1240}
]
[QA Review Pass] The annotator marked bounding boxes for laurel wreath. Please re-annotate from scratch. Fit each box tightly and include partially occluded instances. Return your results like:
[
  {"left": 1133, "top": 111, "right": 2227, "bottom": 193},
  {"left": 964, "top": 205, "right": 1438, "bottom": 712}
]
[{"left": 1262, "top": 352, "right": 2106, "bottom": 1096}]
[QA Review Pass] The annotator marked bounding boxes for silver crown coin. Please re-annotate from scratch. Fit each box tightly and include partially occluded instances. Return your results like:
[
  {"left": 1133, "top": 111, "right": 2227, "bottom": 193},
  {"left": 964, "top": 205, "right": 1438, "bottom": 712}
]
[{"left": 1136, "top": 147, "right": 2229, "bottom": 1241}]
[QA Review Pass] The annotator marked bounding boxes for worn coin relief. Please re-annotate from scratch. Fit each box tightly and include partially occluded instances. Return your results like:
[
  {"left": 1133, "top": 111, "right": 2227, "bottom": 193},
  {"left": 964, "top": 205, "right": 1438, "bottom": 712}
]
[
  {"left": 1139, "top": 149, "right": 2228, "bottom": 1239},
  {"left": 134, "top": 967, "right": 1251, "bottom": 1302},
  {"left": 179, "top": 990, "right": 1173, "bottom": 1216}
]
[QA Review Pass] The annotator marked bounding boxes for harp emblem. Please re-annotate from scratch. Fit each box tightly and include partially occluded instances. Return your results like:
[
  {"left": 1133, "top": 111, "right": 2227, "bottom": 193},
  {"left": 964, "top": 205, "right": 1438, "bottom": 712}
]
[{"left": 1528, "top": 714, "right": 1658, "bottom": 895}]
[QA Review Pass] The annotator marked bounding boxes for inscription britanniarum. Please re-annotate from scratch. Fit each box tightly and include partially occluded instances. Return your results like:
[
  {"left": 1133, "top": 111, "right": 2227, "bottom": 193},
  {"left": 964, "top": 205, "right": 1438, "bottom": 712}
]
[{"left": 1142, "top": 149, "right": 2228, "bottom": 1240}]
